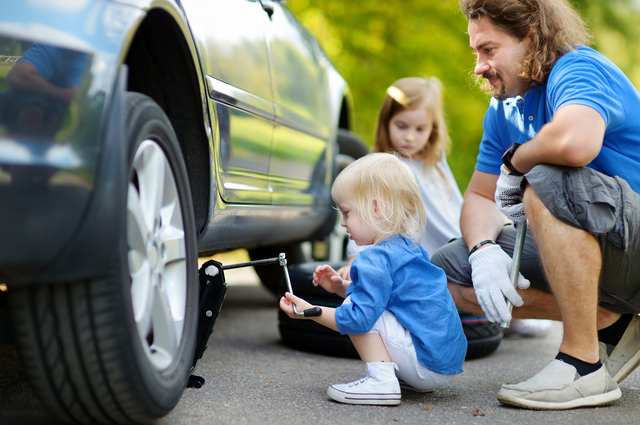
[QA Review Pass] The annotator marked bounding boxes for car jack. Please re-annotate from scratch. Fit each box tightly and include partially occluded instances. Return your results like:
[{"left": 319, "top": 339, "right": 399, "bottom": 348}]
[{"left": 188, "top": 253, "right": 321, "bottom": 388}]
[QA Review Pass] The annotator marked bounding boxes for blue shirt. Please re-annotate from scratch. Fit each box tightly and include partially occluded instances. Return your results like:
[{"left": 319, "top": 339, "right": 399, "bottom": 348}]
[
  {"left": 18, "top": 43, "right": 89, "bottom": 88},
  {"left": 335, "top": 236, "right": 467, "bottom": 375},
  {"left": 476, "top": 46, "right": 640, "bottom": 192}
]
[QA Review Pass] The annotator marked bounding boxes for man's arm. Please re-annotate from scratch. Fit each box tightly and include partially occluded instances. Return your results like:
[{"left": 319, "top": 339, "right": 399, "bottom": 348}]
[
  {"left": 511, "top": 104, "right": 606, "bottom": 174},
  {"left": 461, "top": 169, "right": 531, "bottom": 322},
  {"left": 460, "top": 170, "right": 505, "bottom": 252},
  {"left": 6, "top": 61, "right": 77, "bottom": 104}
]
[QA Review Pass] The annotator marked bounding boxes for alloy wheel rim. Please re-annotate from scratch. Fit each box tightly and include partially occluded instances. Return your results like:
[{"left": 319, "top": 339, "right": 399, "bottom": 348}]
[{"left": 127, "top": 139, "right": 187, "bottom": 371}]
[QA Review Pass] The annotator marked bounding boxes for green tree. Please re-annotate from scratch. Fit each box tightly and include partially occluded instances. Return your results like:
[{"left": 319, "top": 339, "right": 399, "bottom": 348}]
[{"left": 288, "top": 0, "right": 640, "bottom": 191}]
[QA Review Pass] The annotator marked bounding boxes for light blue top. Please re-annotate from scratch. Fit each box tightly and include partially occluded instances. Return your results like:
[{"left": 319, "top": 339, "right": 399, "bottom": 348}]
[
  {"left": 476, "top": 46, "right": 640, "bottom": 192},
  {"left": 335, "top": 236, "right": 467, "bottom": 375}
]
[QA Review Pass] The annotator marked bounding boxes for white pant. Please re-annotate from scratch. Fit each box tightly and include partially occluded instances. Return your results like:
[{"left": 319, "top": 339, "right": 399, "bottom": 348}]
[{"left": 343, "top": 296, "right": 453, "bottom": 391}]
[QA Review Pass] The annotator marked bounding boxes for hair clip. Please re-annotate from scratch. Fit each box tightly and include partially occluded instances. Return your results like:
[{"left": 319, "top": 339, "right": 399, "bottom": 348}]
[{"left": 386, "top": 86, "right": 410, "bottom": 106}]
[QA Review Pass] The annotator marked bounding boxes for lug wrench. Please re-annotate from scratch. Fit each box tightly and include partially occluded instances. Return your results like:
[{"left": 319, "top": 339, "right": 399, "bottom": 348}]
[
  {"left": 279, "top": 253, "right": 322, "bottom": 317},
  {"left": 501, "top": 221, "right": 527, "bottom": 328},
  {"left": 212, "top": 253, "right": 321, "bottom": 317}
]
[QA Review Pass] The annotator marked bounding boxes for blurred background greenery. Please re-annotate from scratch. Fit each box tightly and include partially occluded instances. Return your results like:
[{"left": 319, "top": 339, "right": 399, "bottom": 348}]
[{"left": 288, "top": 0, "right": 640, "bottom": 191}]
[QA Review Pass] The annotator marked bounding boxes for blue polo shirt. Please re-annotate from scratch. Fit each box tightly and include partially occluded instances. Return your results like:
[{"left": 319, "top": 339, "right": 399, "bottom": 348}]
[
  {"left": 335, "top": 236, "right": 467, "bottom": 375},
  {"left": 476, "top": 46, "right": 640, "bottom": 192},
  {"left": 18, "top": 43, "right": 89, "bottom": 88}
]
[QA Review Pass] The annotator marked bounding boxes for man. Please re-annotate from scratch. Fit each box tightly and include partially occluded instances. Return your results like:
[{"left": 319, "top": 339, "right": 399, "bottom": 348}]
[{"left": 431, "top": 0, "right": 640, "bottom": 410}]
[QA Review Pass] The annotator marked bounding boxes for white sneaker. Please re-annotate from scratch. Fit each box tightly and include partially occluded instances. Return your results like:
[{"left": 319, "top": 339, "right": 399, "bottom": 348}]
[
  {"left": 327, "top": 362, "right": 401, "bottom": 405},
  {"left": 502, "top": 319, "right": 553, "bottom": 338},
  {"left": 497, "top": 359, "right": 621, "bottom": 410},
  {"left": 599, "top": 314, "right": 640, "bottom": 383}
]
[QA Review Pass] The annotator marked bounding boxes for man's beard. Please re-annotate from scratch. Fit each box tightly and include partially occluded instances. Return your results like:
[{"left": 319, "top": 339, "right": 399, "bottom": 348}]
[{"left": 483, "top": 71, "right": 507, "bottom": 101}]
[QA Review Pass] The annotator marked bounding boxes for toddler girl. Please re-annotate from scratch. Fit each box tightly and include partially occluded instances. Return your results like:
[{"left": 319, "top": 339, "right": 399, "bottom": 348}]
[{"left": 279, "top": 152, "right": 467, "bottom": 405}]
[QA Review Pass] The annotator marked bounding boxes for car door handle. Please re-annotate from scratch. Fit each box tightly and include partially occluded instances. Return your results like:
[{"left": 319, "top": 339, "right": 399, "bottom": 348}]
[{"left": 260, "top": 0, "right": 274, "bottom": 18}]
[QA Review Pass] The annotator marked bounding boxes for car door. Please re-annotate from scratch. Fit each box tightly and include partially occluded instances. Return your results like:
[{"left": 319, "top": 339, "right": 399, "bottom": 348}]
[
  {"left": 180, "top": 0, "right": 275, "bottom": 204},
  {"left": 263, "top": 2, "right": 332, "bottom": 205}
]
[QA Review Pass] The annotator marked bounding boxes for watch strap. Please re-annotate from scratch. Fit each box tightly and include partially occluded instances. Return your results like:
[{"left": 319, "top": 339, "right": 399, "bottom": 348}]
[
  {"left": 469, "top": 240, "right": 497, "bottom": 257},
  {"left": 502, "top": 143, "right": 524, "bottom": 176}
]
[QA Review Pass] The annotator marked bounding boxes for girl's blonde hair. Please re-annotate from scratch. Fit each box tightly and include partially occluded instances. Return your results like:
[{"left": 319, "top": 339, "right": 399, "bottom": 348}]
[
  {"left": 331, "top": 152, "right": 427, "bottom": 245},
  {"left": 373, "top": 77, "right": 451, "bottom": 177}
]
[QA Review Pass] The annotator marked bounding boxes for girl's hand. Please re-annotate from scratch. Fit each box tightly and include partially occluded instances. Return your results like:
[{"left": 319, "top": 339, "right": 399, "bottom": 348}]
[
  {"left": 279, "top": 292, "right": 313, "bottom": 319},
  {"left": 313, "top": 264, "right": 348, "bottom": 297}
]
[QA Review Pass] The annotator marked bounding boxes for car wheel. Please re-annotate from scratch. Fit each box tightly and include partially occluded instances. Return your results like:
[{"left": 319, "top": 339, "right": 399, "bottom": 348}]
[
  {"left": 248, "top": 243, "right": 306, "bottom": 295},
  {"left": 326, "top": 130, "right": 369, "bottom": 263},
  {"left": 336, "top": 128, "right": 369, "bottom": 160},
  {"left": 8, "top": 92, "right": 198, "bottom": 424},
  {"left": 279, "top": 265, "right": 504, "bottom": 360},
  {"left": 458, "top": 309, "right": 503, "bottom": 360}
]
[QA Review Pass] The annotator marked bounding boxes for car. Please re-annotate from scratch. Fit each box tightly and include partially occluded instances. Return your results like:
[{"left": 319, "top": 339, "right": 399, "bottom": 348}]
[{"left": 0, "top": 1, "right": 367, "bottom": 423}]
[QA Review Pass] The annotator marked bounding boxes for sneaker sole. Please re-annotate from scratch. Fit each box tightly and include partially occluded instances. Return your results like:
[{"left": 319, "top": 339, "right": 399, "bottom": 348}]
[
  {"left": 327, "top": 386, "right": 401, "bottom": 405},
  {"left": 611, "top": 350, "right": 640, "bottom": 383},
  {"left": 400, "top": 386, "right": 435, "bottom": 393},
  {"left": 398, "top": 379, "right": 436, "bottom": 393},
  {"left": 497, "top": 388, "right": 622, "bottom": 410}
]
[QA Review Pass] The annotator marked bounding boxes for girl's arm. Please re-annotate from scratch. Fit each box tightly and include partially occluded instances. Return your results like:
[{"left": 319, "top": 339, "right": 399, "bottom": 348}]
[
  {"left": 280, "top": 292, "right": 338, "bottom": 332},
  {"left": 336, "top": 256, "right": 355, "bottom": 280}
]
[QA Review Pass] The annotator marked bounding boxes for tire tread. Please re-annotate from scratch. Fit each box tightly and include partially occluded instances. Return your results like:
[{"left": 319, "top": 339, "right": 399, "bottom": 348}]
[{"left": 7, "top": 92, "right": 198, "bottom": 424}]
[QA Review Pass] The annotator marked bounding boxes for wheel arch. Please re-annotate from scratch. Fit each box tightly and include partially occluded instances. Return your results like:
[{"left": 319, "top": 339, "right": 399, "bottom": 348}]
[
  {"left": 123, "top": 7, "right": 210, "bottom": 235},
  {"left": 338, "top": 90, "right": 355, "bottom": 131}
]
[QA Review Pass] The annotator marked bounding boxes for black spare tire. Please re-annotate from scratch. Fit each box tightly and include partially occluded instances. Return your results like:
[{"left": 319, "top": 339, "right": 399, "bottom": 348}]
[{"left": 279, "top": 263, "right": 503, "bottom": 361}]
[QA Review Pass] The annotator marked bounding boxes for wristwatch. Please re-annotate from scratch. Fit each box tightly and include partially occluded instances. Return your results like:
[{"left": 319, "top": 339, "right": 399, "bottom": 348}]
[{"left": 502, "top": 143, "right": 524, "bottom": 176}]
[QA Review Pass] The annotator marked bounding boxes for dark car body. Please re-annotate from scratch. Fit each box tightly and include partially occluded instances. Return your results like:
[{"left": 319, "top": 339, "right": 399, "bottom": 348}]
[
  {"left": 0, "top": 0, "right": 350, "bottom": 284},
  {"left": 0, "top": 0, "right": 353, "bottom": 423}
]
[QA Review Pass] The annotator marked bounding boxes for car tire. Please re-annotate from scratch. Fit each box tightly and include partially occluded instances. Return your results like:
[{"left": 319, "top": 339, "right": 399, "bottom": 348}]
[
  {"left": 278, "top": 262, "right": 358, "bottom": 358},
  {"left": 324, "top": 129, "right": 369, "bottom": 264},
  {"left": 337, "top": 128, "right": 369, "bottom": 160},
  {"left": 8, "top": 92, "right": 198, "bottom": 424},
  {"left": 458, "top": 309, "right": 503, "bottom": 360},
  {"left": 279, "top": 264, "right": 503, "bottom": 361}
]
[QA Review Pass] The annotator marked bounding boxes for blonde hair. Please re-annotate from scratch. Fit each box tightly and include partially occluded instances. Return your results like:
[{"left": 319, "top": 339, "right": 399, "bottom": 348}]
[
  {"left": 460, "top": 0, "right": 592, "bottom": 88},
  {"left": 373, "top": 77, "right": 451, "bottom": 178},
  {"left": 331, "top": 153, "right": 427, "bottom": 245}
]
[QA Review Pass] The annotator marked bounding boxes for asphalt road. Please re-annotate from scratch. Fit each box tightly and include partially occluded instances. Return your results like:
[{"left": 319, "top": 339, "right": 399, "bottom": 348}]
[{"left": 3, "top": 270, "right": 640, "bottom": 425}]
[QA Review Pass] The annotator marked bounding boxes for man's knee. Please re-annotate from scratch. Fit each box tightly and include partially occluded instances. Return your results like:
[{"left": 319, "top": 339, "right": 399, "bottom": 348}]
[
  {"left": 523, "top": 168, "right": 556, "bottom": 222},
  {"left": 431, "top": 238, "right": 472, "bottom": 287}
]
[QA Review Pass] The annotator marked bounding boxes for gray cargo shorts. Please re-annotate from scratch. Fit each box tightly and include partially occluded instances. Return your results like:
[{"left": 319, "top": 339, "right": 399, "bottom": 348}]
[{"left": 431, "top": 164, "right": 640, "bottom": 314}]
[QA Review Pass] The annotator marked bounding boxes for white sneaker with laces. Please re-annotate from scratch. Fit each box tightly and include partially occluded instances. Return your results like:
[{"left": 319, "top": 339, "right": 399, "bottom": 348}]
[
  {"left": 327, "top": 362, "right": 401, "bottom": 405},
  {"left": 497, "top": 359, "right": 621, "bottom": 410}
]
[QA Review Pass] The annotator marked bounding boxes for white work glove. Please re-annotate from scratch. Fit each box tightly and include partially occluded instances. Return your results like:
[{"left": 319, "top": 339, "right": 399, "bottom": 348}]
[
  {"left": 495, "top": 165, "right": 527, "bottom": 223},
  {"left": 468, "top": 244, "right": 530, "bottom": 323}
]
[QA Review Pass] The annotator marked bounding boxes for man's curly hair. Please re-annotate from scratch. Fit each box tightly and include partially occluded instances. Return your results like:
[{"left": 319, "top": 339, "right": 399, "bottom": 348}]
[{"left": 460, "top": 0, "right": 592, "bottom": 89}]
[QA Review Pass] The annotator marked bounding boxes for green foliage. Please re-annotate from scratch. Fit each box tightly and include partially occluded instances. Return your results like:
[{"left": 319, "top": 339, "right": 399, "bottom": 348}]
[{"left": 287, "top": 0, "right": 640, "bottom": 191}]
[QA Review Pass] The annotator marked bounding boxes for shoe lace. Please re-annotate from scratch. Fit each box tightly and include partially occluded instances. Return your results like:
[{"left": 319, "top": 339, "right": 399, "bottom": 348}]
[{"left": 347, "top": 376, "right": 369, "bottom": 388}]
